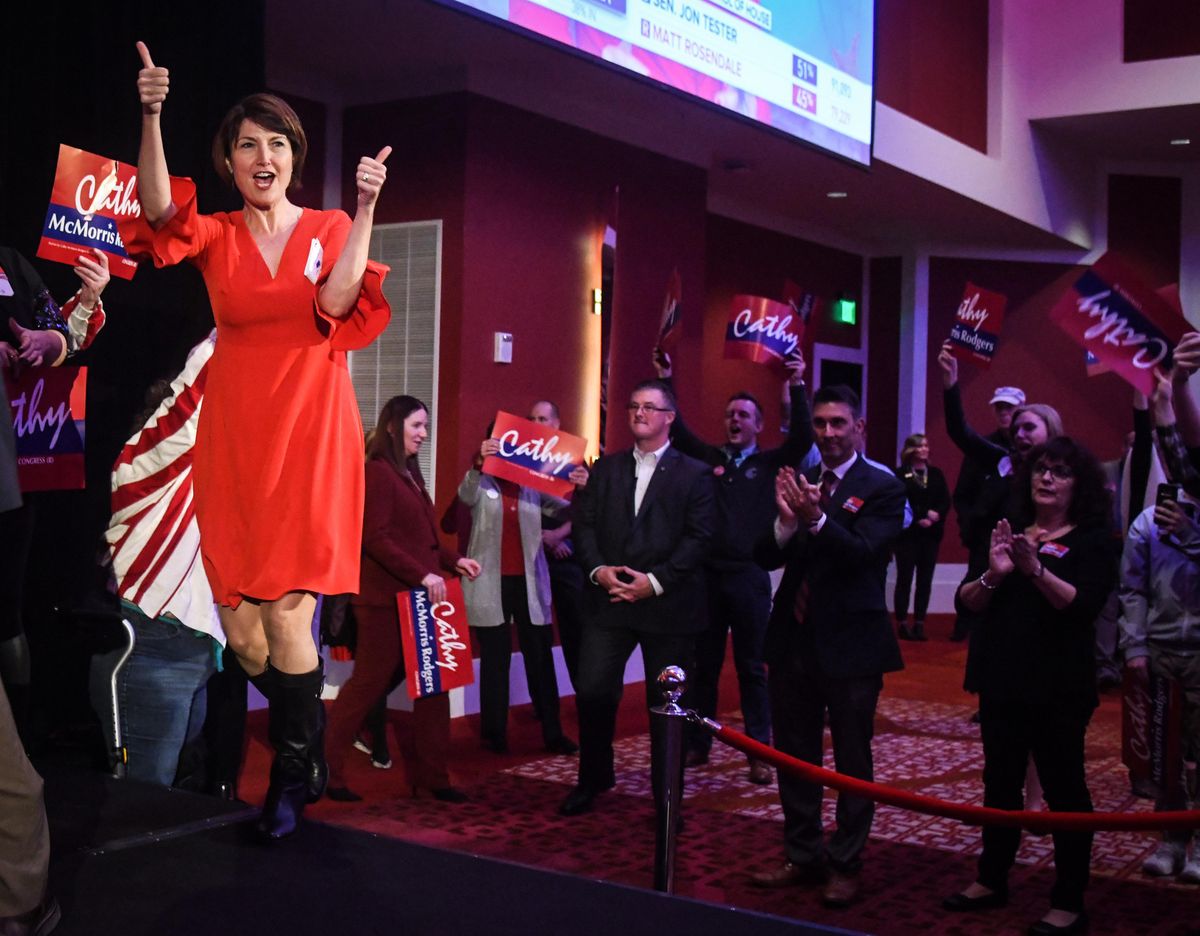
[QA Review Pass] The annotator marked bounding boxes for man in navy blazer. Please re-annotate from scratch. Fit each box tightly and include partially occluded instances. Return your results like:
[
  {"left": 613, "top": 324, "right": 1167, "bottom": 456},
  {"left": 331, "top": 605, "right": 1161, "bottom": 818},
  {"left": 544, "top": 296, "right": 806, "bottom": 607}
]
[
  {"left": 559, "top": 380, "right": 714, "bottom": 816},
  {"left": 752, "top": 384, "right": 906, "bottom": 907}
]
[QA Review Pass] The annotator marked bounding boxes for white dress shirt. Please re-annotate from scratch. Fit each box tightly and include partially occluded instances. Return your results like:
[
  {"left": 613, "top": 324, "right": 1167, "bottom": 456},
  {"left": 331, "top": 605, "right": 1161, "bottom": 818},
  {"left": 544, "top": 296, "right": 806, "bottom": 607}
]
[{"left": 776, "top": 451, "right": 858, "bottom": 546}]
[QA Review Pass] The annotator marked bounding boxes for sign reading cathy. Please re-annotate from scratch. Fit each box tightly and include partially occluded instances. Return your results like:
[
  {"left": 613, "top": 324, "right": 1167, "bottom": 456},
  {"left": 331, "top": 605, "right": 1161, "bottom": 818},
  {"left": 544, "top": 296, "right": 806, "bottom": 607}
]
[
  {"left": 482, "top": 411, "right": 587, "bottom": 498},
  {"left": 723, "top": 295, "right": 803, "bottom": 372},
  {"left": 1121, "top": 668, "right": 1183, "bottom": 801},
  {"left": 37, "top": 145, "right": 140, "bottom": 280},
  {"left": 1050, "top": 253, "right": 1191, "bottom": 396},
  {"left": 397, "top": 578, "right": 474, "bottom": 700},
  {"left": 4, "top": 366, "right": 87, "bottom": 491},
  {"left": 948, "top": 282, "right": 1007, "bottom": 366}
]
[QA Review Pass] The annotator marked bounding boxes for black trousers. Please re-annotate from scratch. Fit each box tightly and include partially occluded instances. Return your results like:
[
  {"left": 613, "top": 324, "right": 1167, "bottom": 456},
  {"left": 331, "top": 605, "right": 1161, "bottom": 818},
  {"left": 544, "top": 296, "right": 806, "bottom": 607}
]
[
  {"left": 769, "top": 653, "right": 882, "bottom": 874},
  {"left": 472, "top": 575, "right": 564, "bottom": 747},
  {"left": 686, "top": 565, "right": 772, "bottom": 754},
  {"left": 893, "top": 534, "right": 941, "bottom": 623},
  {"left": 0, "top": 501, "right": 36, "bottom": 643},
  {"left": 575, "top": 623, "right": 694, "bottom": 793},
  {"left": 977, "top": 697, "right": 1094, "bottom": 913},
  {"left": 547, "top": 557, "right": 583, "bottom": 692}
]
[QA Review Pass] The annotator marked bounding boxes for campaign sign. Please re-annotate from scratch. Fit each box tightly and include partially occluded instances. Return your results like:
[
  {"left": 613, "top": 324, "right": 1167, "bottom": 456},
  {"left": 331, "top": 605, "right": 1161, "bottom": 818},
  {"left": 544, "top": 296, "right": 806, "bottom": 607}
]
[
  {"left": 397, "top": 578, "right": 474, "bottom": 700},
  {"left": 723, "top": 295, "right": 803, "bottom": 372},
  {"left": 655, "top": 268, "right": 683, "bottom": 355},
  {"left": 948, "top": 282, "right": 1007, "bottom": 366},
  {"left": 482, "top": 411, "right": 587, "bottom": 498},
  {"left": 37, "top": 145, "right": 140, "bottom": 280},
  {"left": 1121, "top": 668, "right": 1183, "bottom": 800},
  {"left": 1050, "top": 253, "right": 1191, "bottom": 396},
  {"left": 4, "top": 366, "right": 87, "bottom": 491}
]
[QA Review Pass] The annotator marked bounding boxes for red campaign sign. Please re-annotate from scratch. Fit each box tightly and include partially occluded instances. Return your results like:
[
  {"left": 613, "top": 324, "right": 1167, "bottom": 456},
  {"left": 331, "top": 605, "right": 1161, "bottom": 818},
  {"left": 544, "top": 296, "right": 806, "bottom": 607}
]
[
  {"left": 4, "top": 366, "right": 87, "bottom": 491},
  {"left": 1050, "top": 253, "right": 1191, "bottom": 396},
  {"left": 947, "top": 282, "right": 1007, "bottom": 367},
  {"left": 397, "top": 578, "right": 474, "bottom": 700},
  {"left": 655, "top": 267, "right": 683, "bottom": 354},
  {"left": 723, "top": 295, "right": 803, "bottom": 373},
  {"left": 36, "top": 145, "right": 140, "bottom": 280},
  {"left": 481, "top": 411, "right": 587, "bottom": 498},
  {"left": 1121, "top": 669, "right": 1183, "bottom": 800}
]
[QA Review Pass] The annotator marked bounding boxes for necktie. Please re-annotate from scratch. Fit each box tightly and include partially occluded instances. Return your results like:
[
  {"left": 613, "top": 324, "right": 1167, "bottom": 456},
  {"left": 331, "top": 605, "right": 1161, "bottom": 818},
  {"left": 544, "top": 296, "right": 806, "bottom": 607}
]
[{"left": 820, "top": 470, "right": 837, "bottom": 510}]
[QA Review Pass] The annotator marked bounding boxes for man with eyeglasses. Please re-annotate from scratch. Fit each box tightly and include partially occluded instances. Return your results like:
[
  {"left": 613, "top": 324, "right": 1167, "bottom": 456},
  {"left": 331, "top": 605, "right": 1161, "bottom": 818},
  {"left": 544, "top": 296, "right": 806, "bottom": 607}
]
[
  {"left": 559, "top": 380, "right": 714, "bottom": 816},
  {"left": 652, "top": 350, "right": 811, "bottom": 784}
]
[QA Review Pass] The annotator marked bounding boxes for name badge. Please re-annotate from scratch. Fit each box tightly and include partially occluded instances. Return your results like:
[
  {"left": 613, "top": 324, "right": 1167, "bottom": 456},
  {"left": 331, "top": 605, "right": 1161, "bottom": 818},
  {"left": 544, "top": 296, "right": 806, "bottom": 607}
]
[
  {"left": 1039, "top": 541, "right": 1069, "bottom": 558},
  {"left": 303, "top": 238, "right": 324, "bottom": 285},
  {"left": 841, "top": 496, "right": 864, "bottom": 514},
  {"left": 0, "top": 265, "right": 13, "bottom": 298}
]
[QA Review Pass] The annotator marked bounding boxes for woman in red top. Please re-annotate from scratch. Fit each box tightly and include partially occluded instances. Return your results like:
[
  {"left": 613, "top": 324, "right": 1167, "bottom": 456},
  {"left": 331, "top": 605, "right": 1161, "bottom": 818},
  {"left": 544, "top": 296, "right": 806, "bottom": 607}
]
[
  {"left": 126, "top": 42, "right": 391, "bottom": 837},
  {"left": 326, "top": 396, "right": 480, "bottom": 802}
]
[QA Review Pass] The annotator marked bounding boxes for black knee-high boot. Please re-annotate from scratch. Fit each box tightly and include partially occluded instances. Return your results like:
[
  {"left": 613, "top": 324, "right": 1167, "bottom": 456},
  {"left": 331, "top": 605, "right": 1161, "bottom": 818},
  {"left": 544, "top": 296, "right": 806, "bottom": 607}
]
[
  {"left": 257, "top": 662, "right": 325, "bottom": 839},
  {"left": 248, "top": 663, "right": 326, "bottom": 803}
]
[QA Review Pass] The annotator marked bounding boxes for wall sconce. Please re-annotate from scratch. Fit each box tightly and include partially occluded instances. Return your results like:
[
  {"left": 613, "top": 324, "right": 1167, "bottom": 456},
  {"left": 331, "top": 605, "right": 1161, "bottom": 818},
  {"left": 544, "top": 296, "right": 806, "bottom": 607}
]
[{"left": 592, "top": 287, "right": 603, "bottom": 316}]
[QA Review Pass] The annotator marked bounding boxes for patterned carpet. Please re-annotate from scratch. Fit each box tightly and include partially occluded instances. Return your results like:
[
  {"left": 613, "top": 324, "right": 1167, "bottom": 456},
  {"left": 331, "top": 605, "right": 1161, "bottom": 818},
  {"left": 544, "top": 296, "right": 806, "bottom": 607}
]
[{"left": 261, "top": 631, "right": 1199, "bottom": 935}]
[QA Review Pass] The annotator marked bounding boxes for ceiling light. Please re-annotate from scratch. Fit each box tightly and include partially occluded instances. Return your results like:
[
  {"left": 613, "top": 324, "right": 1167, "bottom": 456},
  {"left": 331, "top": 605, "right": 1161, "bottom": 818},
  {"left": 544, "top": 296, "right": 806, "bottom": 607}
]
[
  {"left": 826, "top": 191, "right": 848, "bottom": 199},
  {"left": 1170, "top": 138, "right": 1191, "bottom": 146}
]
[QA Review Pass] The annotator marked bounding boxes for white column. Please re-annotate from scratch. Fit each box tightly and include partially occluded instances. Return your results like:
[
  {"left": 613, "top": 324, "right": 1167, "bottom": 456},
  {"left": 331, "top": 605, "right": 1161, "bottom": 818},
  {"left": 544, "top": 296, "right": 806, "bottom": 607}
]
[{"left": 898, "top": 252, "right": 930, "bottom": 441}]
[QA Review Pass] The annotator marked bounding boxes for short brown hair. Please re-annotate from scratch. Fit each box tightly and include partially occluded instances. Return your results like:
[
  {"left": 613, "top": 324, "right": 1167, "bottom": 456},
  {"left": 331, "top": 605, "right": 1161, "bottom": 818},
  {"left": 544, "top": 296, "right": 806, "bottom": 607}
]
[{"left": 212, "top": 93, "right": 307, "bottom": 190}]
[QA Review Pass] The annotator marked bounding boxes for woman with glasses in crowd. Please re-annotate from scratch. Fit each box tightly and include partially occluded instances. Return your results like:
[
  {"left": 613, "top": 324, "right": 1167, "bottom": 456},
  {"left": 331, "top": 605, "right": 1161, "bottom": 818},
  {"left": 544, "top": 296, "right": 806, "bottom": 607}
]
[{"left": 944, "top": 437, "right": 1116, "bottom": 936}]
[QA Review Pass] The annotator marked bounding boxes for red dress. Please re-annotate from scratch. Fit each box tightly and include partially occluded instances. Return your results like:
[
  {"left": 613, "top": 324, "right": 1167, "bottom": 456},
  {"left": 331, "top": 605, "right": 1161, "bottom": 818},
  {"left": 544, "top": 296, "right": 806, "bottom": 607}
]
[{"left": 121, "top": 179, "right": 389, "bottom": 607}]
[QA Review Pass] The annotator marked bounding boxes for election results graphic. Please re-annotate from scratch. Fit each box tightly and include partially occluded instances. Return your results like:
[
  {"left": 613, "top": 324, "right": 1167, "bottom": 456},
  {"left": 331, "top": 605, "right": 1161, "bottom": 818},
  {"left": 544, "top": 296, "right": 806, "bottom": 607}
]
[
  {"left": 37, "top": 145, "right": 141, "bottom": 280},
  {"left": 439, "top": 0, "right": 875, "bottom": 165},
  {"left": 397, "top": 579, "right": 475, "bottom": 700}
]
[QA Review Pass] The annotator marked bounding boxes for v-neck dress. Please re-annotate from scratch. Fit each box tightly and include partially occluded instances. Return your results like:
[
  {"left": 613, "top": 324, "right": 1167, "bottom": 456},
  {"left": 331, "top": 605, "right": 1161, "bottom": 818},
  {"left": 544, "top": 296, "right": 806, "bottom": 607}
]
[{"left": 120, "top": 178, "right": 390, "bottom": 607}]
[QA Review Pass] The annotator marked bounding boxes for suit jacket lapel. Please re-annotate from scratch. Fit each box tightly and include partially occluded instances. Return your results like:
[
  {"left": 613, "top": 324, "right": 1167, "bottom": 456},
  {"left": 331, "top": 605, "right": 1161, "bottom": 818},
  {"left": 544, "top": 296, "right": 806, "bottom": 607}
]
[
  {"left": 632, "top": 447, "right": 677, "bottom": 528},
  {"left": 825, "top": 457, "right": 870, "bottom": 527}
]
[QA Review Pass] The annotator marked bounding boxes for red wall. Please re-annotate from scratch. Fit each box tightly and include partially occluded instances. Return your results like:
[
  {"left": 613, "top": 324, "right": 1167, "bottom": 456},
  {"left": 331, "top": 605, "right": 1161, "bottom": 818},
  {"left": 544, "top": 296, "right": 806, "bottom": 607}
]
[
  {"left": 1124, "top": 0, "right": 1200, "bottom": 61},
  {"left": 923, "top": 257, "right": 1134, "bottom": 561},
  {"left": 875, "top": 0, "right": 990, "bottom": 153}
]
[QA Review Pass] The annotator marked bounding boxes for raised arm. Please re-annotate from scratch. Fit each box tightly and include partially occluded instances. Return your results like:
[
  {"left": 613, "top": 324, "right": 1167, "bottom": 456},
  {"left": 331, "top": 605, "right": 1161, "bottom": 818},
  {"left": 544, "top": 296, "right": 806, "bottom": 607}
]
[
  {"left": 317, "top": 146, "right": 392, "bottom": 318},
  {"left": 135, "top": 42, "right": 175, "bottom": 228}
]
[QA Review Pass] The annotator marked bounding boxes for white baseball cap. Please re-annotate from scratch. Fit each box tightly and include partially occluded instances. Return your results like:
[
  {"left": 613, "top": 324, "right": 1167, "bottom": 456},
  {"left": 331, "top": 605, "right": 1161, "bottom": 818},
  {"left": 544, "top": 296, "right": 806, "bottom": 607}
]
[{"left": 989, "top": 387, "right": 1026, "bottom": 407}]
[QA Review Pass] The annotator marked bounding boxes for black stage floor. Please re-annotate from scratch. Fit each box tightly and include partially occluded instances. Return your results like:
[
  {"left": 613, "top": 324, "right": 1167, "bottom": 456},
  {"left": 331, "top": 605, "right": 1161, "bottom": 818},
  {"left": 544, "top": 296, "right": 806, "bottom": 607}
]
[{"left": 42, "top": 767, "right": 854, "bottom": 936}]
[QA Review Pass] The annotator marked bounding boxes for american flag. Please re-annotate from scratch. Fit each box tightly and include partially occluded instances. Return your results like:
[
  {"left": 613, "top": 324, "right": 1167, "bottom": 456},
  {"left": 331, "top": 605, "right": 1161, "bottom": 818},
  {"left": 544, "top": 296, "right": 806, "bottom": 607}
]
[{"left": 105, "top": 331, "right": 223, "bottom": 643}]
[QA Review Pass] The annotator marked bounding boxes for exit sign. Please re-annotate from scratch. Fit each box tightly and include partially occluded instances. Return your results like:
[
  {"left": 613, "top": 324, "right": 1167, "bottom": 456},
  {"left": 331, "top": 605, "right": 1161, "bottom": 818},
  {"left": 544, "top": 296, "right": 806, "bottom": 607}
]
[{"left": 832, "top": 298, "right": 857, "bottom": 325}]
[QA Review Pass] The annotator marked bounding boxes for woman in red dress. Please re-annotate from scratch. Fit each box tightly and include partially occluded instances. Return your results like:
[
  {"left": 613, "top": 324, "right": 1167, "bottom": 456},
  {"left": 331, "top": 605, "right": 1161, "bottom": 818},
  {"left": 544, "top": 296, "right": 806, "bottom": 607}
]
[{"left": 125, "top": 42, "right": 391, "bottom": 838}]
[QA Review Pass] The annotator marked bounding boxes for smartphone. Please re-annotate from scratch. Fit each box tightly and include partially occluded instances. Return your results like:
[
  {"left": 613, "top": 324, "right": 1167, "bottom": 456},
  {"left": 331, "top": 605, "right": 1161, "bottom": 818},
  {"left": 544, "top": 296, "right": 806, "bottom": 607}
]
[{"left": 1156, "top": 482, "right": 1182, "bottom": 508}]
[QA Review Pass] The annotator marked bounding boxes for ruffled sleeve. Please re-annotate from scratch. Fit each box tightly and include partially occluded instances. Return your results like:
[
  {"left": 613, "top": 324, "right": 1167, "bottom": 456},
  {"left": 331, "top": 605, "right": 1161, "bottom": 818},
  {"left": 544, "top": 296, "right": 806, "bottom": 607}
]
[
  {"left": 313, "top": 221, "right": 391, "bottom": 350},
  {"left": 118, "top": 177, "right": 220, "bottom": 270}
]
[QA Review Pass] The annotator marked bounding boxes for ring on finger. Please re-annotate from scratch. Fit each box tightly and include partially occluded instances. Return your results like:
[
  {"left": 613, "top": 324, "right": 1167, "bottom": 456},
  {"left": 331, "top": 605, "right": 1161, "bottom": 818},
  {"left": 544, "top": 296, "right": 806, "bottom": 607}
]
[{"left": 361, "top": 173, "right": 371, "bottom": 183}]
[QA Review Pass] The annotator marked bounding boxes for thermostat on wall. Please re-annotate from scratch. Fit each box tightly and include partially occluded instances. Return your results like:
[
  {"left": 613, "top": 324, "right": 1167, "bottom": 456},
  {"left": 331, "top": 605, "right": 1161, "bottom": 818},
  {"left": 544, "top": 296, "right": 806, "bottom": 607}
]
[{"left": 493, "top": 332, "right": 513, "bottom": 364}]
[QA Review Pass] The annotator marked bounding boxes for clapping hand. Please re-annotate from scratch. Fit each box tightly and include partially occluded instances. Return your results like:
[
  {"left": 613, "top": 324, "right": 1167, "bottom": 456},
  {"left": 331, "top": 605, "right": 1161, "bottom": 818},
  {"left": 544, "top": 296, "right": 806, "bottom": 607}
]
[
  {"left": 1009, "top": 533, "right": 1041, "bottom": 577},
  {"left": 987, "top": 519, "right": 1016, "bottom": 579}
]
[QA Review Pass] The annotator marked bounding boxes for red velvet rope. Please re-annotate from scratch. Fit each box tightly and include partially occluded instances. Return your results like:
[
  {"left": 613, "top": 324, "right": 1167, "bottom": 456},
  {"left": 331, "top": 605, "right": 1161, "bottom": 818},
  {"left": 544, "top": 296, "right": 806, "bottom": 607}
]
[{"left": 708, "top": 723, "right": 1200, "bottom": 833}]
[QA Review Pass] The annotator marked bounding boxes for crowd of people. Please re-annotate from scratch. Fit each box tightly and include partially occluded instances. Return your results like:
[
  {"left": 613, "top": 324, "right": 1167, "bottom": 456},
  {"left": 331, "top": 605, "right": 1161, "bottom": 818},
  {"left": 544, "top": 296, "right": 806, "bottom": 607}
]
[{"left": 1, "top": 41, "right": 1199, "bottom": 936}]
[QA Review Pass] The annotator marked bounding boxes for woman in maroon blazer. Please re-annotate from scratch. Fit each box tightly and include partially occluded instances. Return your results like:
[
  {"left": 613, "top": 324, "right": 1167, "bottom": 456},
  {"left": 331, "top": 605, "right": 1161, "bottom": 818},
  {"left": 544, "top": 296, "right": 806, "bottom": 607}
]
[{"left": 325, "top": 396, "right": 480, "bottom": 802}]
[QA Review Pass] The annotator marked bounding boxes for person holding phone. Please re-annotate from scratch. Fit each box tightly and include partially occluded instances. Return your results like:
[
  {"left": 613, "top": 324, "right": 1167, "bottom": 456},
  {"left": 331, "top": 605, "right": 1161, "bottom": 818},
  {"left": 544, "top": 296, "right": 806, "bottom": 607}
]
[
  {"left": 947, "top": 437, "right": 1115, "bottom": 935},
  {"left": 122, "top": 42, "right": 392, "bottom": 838},
  {"left": 325, "top": 397, "right": 480, "bottom": 804}
]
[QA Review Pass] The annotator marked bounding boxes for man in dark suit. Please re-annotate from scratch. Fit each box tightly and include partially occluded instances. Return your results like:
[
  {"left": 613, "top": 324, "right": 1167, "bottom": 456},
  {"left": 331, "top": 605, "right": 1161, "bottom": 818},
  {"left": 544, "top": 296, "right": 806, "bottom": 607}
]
[
  {"left": 559, "top": 380, "right": 714, "bottom": 816},
  {"left": 752, "top": 384, "right": 906, "bottom": 907}
]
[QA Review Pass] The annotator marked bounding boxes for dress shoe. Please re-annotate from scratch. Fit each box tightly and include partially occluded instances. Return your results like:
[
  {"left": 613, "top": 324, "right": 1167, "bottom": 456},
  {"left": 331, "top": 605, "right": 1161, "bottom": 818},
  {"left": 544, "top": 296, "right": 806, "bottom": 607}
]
[
  {"left": 1028, "top": 911, "right": 1088, "bottom": 935},
  {"left": 821, "top": 870, "right": 860, "bottom": 908},
  {"left": 559, "top": 783, "right": 610, "bottom": 816},
  {"left": 750, "top": 860, "right": 828, "bottom": 889},
  {"left": 747, "top": 759, "right": 773, "bottom": 785},
  {"left": 481, "top": 736, "right": 509, "bottom": 755},
  {"left": 912, "top": 621, "right": 928, "bottom": 641},
  {"left": 545, "top": 735, "right": 579, "bottom": 755},
  {"left": 684, "top": 749, "right": 708, "bottom": 768},
  {"left": 326, "top": 786, "right": 363, "bottom": 803},
  {"left": 897, "top": 622, "right": 916, "bottom": 640},
  {"left": 943, "top": 888, "right": 1008, "bottom": 911}
]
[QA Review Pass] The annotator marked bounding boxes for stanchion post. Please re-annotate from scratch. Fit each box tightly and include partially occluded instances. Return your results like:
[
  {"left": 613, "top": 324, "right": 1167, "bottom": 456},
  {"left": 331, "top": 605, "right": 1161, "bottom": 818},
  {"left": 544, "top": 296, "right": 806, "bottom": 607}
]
[{"left": 650, "top": 665, "right": 688, "bottom": 894}]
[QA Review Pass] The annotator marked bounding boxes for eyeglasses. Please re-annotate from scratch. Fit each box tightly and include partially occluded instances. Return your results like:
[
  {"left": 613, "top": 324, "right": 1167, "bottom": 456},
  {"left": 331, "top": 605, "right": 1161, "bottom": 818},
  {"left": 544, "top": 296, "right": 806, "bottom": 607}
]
[
  {"left": 626, "top": 403, "right": 671, "bottom": 414},
  {"left": 1033, "top": 462, "right": 1073, "bottom": 481}
]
